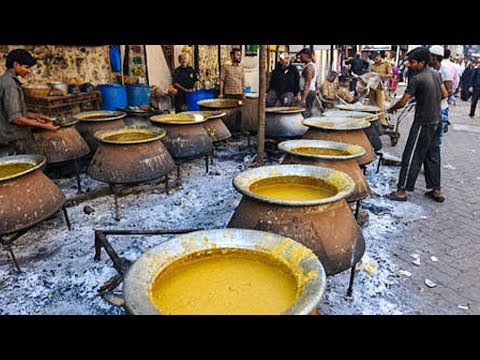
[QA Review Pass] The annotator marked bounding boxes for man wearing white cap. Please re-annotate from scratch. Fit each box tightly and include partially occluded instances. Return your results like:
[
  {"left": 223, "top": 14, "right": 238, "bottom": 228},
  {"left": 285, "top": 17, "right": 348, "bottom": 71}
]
[{"left": 429, "top": 45, "right": 452, "bottom": 143}]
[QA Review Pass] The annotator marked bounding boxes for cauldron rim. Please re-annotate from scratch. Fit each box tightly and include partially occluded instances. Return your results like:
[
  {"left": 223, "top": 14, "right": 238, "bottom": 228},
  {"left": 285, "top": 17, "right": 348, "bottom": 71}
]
[
  {"left": 149, "top": 113, "right": 207, "bottom": 125},
  {"left": 265, "top": 106, "right": 305, "bottom": 114},
  {"left": 197, "top": 98, "right": 242, "bottom": 109},
  {"left": 73, "top": 110, "right": 127, "bottom": 122},
  {"left": 303, "top": 117, "right": 371, "bottom": 131},
  {"left": 335, "top": 104, "right": 382, "bottom": 113},
  {"left": 323, "top": 110, "right": 379, "bottom": 122},
  {"left": 232, "top": 164, "right": 355, "bottom": 206},
  {"left": 278, "top": 139, "right": 366, "bottom": 161},
  {"left": 178, "top": 110, "right": 227, "bottom": 120},
  {"left": 93, "top": 125, "right": 167, "bottom": 145},
  {"left": 123, "top": 228, "right": 327, "bottom": 315},
  {"left": 0, "top": 154, "right": 46, "bottom": 183}
]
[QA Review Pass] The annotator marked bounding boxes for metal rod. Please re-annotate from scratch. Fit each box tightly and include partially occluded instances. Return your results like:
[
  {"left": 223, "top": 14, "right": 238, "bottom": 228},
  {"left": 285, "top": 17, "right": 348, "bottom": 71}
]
[
  {"left": 210, "top": 149, "right": 214, "bottom": 165},
  {"left": 95, "top": 232, "right": 127, "bottom": 275},
  {"left": 376, "top": 152, "right": 384, "bottom": 174},
  {"left": 109, "top": 184, "right": 120, "bottom": 221},
  {"left": 165, "top": 174, "right": 169, "bottom": 195},
  {"left": 205, "top": 155, "right": 209, "bottom": 173},
  {"left": 346, "top": 265, "right": 357, "bottom": 298},
  {"left": 96, "top": 228, "right": 200, "bottom": 236},
  {"left": 5, "top": 245, "right": 21, "bottom": 273},
  {"left": 74, "top": 159, "right": 83, "bottom": 193},
  {"left": 176, "top": 164, "right": 181, "bottom": 187},
  {"left": 355, "top": 200, "right": 361, "bottom": 220},
  {"left": 61, "top": 205, "right": 72, "bottom": 231},
  {"left": 94, "top": 230, "right": 103, "bottom": 261}
]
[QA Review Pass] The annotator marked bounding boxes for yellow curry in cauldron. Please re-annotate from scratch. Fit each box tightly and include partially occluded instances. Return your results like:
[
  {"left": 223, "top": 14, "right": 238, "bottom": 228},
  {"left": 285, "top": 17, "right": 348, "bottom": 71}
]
[
  {"left": 103, "top": 132, "right": 157, "bottom": 142},
  {"left": 0, "top": 163, "right": 35, "bottom": 178},
  {"left": 150, "top": 249, "right": 298, "bottom": 315},
  {"left": 249, "top": 175, "right": 337, "bottom": 201}
]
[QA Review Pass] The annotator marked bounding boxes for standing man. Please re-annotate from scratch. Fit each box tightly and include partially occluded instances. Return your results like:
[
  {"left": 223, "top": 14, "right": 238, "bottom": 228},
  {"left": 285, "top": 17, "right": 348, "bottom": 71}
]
[
  {"left": 369, "top": 51, "right": 392, "bottom": 127},
  {"left": 298, "top": 48, "right": 318, "bottom": 118},
  {"left": 219, "top": 48, "right": 245, "bottom": 101},
  {"left": 266, "top": 52, "right": 300, "bottom": 107},
  {"left": 172, "top": 53, "right": 198, "bottom": 113},
  {"left": 0, "top": 49, "right": 58, "bottom": 156},
  {"left": 468, "top": 60, "right": 480, "bottom": 118},
  {"left": 387, "top": 46, "right": 448, "bottom": 203},
  {"left": 345, "top": 53, "right": 369, "bottom": 93},
  {"left": 429, "top": 45, "right": 451, "bottom": 143}
]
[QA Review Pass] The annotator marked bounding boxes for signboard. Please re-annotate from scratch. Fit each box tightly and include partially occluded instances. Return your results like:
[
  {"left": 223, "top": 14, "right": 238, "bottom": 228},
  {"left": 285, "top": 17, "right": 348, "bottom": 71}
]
[{"left": 361, "top": 45, "right": 392, "bottom": 51}]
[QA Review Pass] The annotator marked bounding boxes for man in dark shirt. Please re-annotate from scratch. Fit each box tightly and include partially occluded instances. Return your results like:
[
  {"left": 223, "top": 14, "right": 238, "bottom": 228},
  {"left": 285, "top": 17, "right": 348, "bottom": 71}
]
[
  {"left": 0, "top": 49, "right": 58, "bottom": 156},
  {"left": 468, "top": 61, "right": 480, "bottom": 117},
  {"left": 387, "top": 46, "right": 448, "bottom": 203},
  {"left": 266, "top": 52, "right": 300, "bottom": 107},
  {"left": 346, "top": 53, "right": 369, "bottom": 93},
  {"left": 172, "top": 53, "right": 198, "bottom": 113}
]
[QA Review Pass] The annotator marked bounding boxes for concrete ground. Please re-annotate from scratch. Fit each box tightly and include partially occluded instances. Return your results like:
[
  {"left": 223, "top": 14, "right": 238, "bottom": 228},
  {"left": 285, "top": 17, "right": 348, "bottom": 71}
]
[{"left": 380, "top": 87, "right": 480, "bottom": 314}]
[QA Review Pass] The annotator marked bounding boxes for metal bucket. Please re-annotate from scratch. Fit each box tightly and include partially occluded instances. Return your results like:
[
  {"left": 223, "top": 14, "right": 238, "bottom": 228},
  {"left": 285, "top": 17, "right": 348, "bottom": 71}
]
[{"left": 265, "top": 107, "right": 308, "bottom": 138}]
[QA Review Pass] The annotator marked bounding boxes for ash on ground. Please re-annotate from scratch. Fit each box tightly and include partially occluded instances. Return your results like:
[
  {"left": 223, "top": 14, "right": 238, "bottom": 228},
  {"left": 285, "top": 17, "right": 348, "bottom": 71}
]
[{"left": 0, "top": 135, "right": 422, "bottom": 315}]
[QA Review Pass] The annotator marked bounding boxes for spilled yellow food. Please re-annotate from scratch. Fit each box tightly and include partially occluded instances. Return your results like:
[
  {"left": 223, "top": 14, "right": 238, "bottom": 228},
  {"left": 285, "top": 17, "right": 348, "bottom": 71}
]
[
  {"left": 291, "top": 147, "right": 350, "bottom": 156},
  {"left": 0, "top": 163, "right": 35, "bottom": 178},
  {"left": 249, "top": 175, "right": 337, "bottom": 201},
  {"left": 150, "top": 249, "right": 298, "bottom": 315}
]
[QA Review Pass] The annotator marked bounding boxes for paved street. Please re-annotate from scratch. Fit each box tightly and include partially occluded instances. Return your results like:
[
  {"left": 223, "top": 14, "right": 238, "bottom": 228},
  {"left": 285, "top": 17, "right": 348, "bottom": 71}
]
[{"left": 380, "top": 87, "right": 480, "bottom": 314}]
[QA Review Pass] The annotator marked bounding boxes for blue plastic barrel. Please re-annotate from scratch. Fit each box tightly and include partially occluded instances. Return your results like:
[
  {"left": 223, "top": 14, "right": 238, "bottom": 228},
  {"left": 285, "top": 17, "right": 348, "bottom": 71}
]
[
  {"left": 97, "top": 84, "right": 127, "bottom": 111},
  {"left": 126, "top": 84, "right": 151, "bottom": 107},
  {"left": 187, "top": 89, "right": 215, "bottom": 111}
]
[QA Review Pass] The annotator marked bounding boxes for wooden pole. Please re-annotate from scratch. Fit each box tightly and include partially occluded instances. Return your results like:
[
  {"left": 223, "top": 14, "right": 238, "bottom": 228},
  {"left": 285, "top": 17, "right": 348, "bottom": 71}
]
[{"left": 256, "top": 45, "right": 267, "bottom": 166}]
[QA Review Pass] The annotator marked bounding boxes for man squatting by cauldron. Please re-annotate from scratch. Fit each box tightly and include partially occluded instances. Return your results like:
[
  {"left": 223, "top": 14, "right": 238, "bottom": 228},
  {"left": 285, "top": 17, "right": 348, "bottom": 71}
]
[
  {"left": 387, "top": 46, "right": 448, "bottom": 203},
  {"left": 0, "top": 49, "right": 59, "bottom": 156},
  {"left": 266, "top": 52, "right": 300, "bottom": 107}
]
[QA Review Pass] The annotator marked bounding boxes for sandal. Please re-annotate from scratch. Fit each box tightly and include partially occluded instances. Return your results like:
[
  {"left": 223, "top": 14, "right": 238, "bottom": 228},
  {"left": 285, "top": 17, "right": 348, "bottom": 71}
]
[
  {"left": 386, "top": 191, "right": 407, "bottom": 202},
  {"left": 424, "top": 190, "right": 445, "bottom": 203}
]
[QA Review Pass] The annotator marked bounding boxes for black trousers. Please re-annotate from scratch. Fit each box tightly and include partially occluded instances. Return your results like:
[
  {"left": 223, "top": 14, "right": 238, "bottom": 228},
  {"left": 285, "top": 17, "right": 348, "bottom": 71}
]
[
  {"left": 469, "top": 89, "right": 480, "bottom": 117},
  {"left": 398, "top": 122, "right": 442, "bottom": 191}
]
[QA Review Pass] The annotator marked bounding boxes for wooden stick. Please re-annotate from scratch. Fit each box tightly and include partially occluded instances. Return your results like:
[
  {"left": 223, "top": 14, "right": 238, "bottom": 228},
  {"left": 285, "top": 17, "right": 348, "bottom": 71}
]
[{"left": 256, "top": 45, "right": 267, "bottom": 166}]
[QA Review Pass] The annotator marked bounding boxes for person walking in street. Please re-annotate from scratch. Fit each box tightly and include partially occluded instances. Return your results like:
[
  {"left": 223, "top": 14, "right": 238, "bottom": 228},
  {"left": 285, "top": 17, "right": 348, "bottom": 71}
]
[
  {"left": 266, "top": 52, "right": 300, "bottom": 107},
  {"left": 219, "top": 48, "right": 245, "bottom": 101},
  {"left": 468, "top": 61, "right": 480, "bottom": 118},
  {"left": 461, "top": 59, "right": 475, "bottom": 101},
  {"left": 387, "top": 46, "right": 448, "bottom": 203}
]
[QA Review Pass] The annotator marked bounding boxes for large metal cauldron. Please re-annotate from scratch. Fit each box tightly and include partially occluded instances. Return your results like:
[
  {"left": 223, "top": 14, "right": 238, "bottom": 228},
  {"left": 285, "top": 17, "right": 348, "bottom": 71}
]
[
  {"left": 150, "top": 113, "right": 213, "bottom": 159},
  {"left": 227, "top": 165, "right": 365, "bottom": 275},
  {"left": 324, "top": 110, "right": 382, "bottom": 152},
  {"left": 32, "top": 119, "right": 90, "bottom": 164},
  {"left": 123, "top": 228, "right": 327, "bottom": 315},
  {"left": 73, "top": 111, "right": 127, "bottom": 152},
  {"left": 242, "top": 93, "right": 259, "bottom": 132},
  {"left": 279, "top": 139, "right": 370, "bottom": 203},
  {"left": 265, "top": 107, "right": 308, "bottom": 138},
  {"left": 197, "top": 99, "right": 242, "bottom": 133},
  {"left": 0, "top": 155, "right": 65, "bottom": 235},
  {"left": 179, "top": 111, "right": 231, "bottom": 142},
  {"left": 302, "top": 117, "right": 376, "bottom": 166},
  {"left": 88, "top": 126, "right": 175, "bottom": 184}
]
